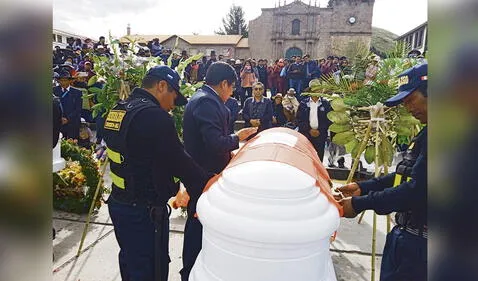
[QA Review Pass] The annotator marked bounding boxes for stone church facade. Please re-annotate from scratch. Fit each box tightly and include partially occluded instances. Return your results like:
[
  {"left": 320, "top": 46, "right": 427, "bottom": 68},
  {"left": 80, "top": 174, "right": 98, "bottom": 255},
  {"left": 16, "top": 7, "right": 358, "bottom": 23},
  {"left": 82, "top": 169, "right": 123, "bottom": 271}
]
[
  {"left": 121, "top": 0, "right": 374, "bottom": 61},
  {"left": 248, "top": 0, "right": 375, "bottom": 60}
]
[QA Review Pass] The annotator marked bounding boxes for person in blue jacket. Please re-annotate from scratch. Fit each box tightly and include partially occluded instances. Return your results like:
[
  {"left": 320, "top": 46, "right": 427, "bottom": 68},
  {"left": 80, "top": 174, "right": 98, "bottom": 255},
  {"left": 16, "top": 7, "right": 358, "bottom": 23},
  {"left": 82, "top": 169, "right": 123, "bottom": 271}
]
[
  {"left": 53, "top": 70, "right": 82, "bottom": 140},
  {"left": 337, "top": 63, "right": 428, "bottom": 281},
  {"left": 303, "top": 54, "right": 320, "bottom": 86},
  {"left": 242, "top": 82, "right": 273, "bottom": 133},
  {"left": 296, "top": 93, "right": 332, "bottom": 161},
  {"left": 181, "top": 62, "right": 257, "bottom": 281}
]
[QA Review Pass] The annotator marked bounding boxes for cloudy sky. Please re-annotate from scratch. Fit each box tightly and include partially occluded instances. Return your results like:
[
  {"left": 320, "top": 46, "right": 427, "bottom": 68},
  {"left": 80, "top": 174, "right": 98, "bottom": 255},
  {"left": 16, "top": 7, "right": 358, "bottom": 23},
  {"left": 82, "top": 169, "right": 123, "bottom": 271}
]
[{"left": 53, "top": 0, "right": 427, "bottom": 39}]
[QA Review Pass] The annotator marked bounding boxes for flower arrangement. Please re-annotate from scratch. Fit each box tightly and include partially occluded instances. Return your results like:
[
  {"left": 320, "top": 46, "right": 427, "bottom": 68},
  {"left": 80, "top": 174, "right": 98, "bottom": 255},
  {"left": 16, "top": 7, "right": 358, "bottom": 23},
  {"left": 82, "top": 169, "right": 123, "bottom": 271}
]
[
  {"left": 87, "top": 35, "right": 204, "bottom": 139},
  {"left": 53, "top": 139, "right": 108, "bottom": 213}
]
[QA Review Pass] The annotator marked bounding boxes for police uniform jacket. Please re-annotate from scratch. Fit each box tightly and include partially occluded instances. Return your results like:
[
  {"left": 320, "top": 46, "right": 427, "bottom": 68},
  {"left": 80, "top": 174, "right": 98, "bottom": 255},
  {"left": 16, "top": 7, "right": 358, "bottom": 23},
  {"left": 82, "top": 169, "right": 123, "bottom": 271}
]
[
  {"left": 353, "top": 127, "right": 427, "bottom": 229},
  {"left": 183, "top": 85, "right": 240, "bottom": 174},
  {"left": 105, "top": 88, "right": 211, "bottom": 206}
]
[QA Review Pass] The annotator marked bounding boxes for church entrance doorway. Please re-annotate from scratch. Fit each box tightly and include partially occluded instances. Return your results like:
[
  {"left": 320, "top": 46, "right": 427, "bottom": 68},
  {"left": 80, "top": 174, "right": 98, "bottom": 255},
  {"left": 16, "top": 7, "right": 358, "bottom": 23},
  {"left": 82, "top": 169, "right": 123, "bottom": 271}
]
[{"left": 285, "top": 47, "right": 303, "bottom": 59}]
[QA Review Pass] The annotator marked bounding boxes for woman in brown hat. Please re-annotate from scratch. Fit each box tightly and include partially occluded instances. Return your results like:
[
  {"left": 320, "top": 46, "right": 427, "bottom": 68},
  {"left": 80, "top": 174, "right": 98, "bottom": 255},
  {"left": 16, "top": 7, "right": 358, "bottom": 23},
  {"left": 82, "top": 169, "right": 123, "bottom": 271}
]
[{"left": 272, "top": 93, "right": 287, "bottom": 127}]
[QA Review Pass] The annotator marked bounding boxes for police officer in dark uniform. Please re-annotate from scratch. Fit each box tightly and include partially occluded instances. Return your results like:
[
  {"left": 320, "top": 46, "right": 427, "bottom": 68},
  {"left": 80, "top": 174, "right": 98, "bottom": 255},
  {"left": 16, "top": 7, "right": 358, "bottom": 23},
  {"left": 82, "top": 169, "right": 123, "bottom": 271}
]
[
  {"left": 103, "top": 65, "right": 212, "bottom": 281},
  {"left": 337, "top": 63, "right": 428, "bottom": 281}
]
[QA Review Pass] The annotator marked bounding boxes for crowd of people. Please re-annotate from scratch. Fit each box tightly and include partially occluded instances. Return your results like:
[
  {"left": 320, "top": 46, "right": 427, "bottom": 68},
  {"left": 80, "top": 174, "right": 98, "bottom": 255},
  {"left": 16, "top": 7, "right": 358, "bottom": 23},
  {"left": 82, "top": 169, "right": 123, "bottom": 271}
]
[{"left": 52, "top": 35, "right": 425, "bottom": 165}]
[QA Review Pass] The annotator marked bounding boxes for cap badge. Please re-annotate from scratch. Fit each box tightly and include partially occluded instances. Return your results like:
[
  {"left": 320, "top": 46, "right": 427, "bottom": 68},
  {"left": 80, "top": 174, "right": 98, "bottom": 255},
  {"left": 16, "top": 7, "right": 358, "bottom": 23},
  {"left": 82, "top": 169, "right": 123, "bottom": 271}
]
[{"left": 399, "top": 76, "right": 409, "bottom": 86}]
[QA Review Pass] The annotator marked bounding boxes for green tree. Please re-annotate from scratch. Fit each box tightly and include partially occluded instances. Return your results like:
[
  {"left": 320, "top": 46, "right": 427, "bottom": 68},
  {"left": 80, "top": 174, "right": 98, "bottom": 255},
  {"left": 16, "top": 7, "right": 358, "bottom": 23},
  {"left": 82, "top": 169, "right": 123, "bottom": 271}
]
[{"left": 216, "top": 5, "right": 249, "bottom": 37}]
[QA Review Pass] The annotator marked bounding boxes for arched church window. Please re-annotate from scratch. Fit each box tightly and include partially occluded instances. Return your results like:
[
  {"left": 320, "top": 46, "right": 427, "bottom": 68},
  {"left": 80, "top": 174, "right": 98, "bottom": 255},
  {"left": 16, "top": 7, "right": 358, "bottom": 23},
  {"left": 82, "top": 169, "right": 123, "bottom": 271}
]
[{"left": 291, "top": 19, "right": 300, "bottom": 35}]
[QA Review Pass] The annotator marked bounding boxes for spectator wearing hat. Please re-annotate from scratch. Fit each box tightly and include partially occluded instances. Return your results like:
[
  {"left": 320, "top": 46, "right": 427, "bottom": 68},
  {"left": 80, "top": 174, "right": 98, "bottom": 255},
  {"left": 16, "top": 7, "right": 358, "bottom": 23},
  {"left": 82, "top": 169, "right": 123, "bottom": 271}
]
[
  {"left": 206, "top": 50, "right": 217, "bottom": 72},
  {"left": 95, "top": 44, "right": 105, "bottom": 56},
  {"left": 83, "top": 61, "right": 95, "bottom": 80},
  {"left": 53, "top": 46, "right": 64, "bottom": 66},
  {"left": 59, "top": 58, "right": 77, "bottom": 81},
  {"left": 77, "top": 54, "right": 91, "bottom": 71},
  {"left": 197, "top": 56, "right": 208, "bottom": 82},
  {"left": 242, "top": 82, "right": 273, "bottom": 133},
  {"left": 150, "top": 38, "right": 163, "bottom": 57},
  {"left": 297, "top": 93, "right": 332, "bottom": 160},
  {"left": 272, "top": 93, "right": 287, "bottom": 127},
  {"left": 72, "top": 72, "right": 95, "bottom": 123},
  {"left": 53, "top": 70, "right": 83, "bottom": 140},
  {"left": 78, "top": 118, "right": 93, "bottom": 149},
  {"left": 282, "top": 88, "right": 300, "bottom": 123}
]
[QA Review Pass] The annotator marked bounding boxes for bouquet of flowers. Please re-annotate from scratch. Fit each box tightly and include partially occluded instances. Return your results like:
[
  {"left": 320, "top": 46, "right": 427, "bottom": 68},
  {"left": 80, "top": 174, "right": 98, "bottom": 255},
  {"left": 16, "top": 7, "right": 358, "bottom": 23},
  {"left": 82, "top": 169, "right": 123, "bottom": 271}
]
[{"left": 53, "top": 139, "right": 108, "bottom": 213}]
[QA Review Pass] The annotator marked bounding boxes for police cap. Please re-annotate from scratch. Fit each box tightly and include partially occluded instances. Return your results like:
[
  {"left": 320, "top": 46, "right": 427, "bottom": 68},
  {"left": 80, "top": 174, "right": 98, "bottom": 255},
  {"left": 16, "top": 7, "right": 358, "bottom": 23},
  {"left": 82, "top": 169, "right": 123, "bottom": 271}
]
[
  {"left": 145, "top": 65, "right": 187, "bottom": 106},
  {"left": 385, "top": 63, "right": 428, "bottom": 107}
]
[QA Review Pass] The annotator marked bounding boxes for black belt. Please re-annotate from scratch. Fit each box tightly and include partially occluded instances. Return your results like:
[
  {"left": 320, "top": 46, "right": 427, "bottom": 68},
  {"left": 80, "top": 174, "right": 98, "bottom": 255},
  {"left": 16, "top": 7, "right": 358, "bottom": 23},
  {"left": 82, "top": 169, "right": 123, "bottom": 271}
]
[
  {"left": 399, "top": 225, "right": 428, "bottom": 239},
  {"left": 110, "top": 187, "right": 169, "bottom": 209}
]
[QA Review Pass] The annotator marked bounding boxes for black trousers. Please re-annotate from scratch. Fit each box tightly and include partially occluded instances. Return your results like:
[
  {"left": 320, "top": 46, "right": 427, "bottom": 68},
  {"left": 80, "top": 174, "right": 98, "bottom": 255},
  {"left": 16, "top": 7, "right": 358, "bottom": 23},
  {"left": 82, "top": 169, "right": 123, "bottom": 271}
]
[
  {"left": 309, "top": 135, "right": 327, "bottom": 161},
  {"left": 108, "top": 197, "right": 170, "bottom": 281},
  {"left": 180, "top": 208, "right": 203, "bottom": 281},
  {"left": 380, "top": 226, "right": 427, "bottom": 281}
]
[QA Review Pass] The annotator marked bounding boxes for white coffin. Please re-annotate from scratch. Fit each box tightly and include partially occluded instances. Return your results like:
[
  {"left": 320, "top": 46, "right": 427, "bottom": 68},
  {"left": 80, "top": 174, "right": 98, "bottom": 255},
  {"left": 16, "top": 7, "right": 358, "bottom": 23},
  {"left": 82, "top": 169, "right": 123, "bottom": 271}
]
[{"left": 190, "top": 128, "right": 340, "bottom": 281}]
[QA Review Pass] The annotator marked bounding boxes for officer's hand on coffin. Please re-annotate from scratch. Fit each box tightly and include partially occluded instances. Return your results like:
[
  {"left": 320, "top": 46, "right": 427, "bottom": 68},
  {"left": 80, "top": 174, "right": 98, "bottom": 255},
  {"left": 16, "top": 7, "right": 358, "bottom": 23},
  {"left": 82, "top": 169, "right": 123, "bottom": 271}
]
[
  {"left": 339, "top": 197, "right": 358, "bottom": 218},
  {"left": 337, "top": 183, "right": 361, "bottom": 198}
]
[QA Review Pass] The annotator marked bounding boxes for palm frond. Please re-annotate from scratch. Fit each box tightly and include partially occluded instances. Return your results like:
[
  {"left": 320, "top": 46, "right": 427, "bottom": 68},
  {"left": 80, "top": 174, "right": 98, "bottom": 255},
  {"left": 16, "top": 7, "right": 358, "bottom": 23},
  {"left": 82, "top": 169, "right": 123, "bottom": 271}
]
[{"left": 386, "top": 41, "right": 411, "bottom": 59}]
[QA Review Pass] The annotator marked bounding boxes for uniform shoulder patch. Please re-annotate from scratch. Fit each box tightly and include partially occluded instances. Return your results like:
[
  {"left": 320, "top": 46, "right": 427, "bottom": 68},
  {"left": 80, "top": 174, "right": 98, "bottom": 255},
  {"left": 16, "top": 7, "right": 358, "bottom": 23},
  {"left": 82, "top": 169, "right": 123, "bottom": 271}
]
[{"left": 104, "top": 110, "right": 126, "bottom": 131}]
